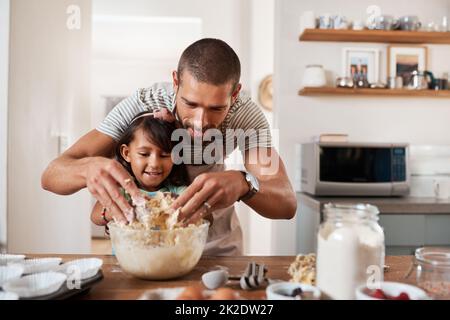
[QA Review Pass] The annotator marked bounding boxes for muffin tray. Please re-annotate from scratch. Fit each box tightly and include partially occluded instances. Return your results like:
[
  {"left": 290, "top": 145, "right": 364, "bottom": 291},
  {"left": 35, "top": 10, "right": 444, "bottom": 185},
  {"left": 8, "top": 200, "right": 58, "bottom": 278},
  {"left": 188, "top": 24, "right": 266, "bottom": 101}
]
[
  {"left": 0, "top": 270, "right": 104, "bottom": 300},
  {"left": 20, "top": 270, "right": 104, "bottom": 300}
]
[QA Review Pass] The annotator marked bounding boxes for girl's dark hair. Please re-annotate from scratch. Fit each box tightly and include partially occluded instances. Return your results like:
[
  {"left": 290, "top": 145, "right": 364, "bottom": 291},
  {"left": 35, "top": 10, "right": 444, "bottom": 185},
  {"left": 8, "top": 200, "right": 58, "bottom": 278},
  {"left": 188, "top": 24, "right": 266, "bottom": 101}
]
[{"left": 115, "top": 112, "right": 189, "bottom": 187}]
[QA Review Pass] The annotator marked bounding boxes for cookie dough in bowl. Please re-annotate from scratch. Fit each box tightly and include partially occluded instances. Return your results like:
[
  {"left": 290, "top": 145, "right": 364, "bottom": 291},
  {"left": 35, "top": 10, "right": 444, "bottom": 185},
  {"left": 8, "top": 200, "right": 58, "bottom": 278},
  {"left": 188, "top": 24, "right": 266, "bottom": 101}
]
[{"left": 108, "top": 192, "right": 209, "bottom": 280}]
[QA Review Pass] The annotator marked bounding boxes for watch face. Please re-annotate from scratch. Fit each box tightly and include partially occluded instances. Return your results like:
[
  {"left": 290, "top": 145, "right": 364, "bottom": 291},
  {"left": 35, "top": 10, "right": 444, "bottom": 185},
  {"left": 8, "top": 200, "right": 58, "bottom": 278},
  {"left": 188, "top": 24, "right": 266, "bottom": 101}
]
[{"left": 247, "top": 173, "right": 260, "bottom": 192}]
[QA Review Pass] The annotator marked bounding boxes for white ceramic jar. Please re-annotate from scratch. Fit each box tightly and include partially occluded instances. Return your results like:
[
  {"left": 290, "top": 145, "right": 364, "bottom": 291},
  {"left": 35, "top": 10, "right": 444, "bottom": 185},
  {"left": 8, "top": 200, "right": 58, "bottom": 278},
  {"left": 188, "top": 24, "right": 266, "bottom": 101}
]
[
  {"left": 302, "top": 64, "right": 327, "bottom": 87},
  {"left": 316, "top": 203, "right": 385, "bottom": 300}
]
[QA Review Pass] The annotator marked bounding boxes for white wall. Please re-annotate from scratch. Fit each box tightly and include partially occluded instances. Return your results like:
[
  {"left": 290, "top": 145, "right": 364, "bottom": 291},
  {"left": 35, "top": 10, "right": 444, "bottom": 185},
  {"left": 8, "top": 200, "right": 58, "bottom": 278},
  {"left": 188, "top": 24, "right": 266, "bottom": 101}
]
[
  {"left": 241, "top": 0, "right": 277, "bottom": 255},
  {"left": 7, "top": 0, "right": 92, "bottom": 253},
  {"left": 273, "top": 0, "right": 450, "bottom": 255},
  {"left": 91, "top": 0, "right": 252, "bottom": 128},
  {"left": 0, "top": 0, "right": 10, "bottom": 250}
]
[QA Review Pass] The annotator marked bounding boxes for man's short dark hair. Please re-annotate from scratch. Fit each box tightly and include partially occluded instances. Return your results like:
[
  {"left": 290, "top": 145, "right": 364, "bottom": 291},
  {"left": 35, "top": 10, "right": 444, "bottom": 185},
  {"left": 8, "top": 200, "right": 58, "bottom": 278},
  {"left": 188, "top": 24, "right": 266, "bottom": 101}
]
[{"left": 177, "top": 38, "right": 241, "bottom": 92}]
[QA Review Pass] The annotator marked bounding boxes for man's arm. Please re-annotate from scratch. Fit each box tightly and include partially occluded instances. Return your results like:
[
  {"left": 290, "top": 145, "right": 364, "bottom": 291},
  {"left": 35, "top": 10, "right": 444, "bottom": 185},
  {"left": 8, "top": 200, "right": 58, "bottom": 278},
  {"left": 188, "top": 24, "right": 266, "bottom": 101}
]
[
  {"left": 41, "top": 129, "right": 115, "bottom": 195},
  {"left": 41, "top": 129, "right": 140, "bottom": 224},
  {"left": 240, "top": 147, "right": 297, "bottom": 219},
  {"left": 173, "top": 147, "right": 297, "bottom": 224}
]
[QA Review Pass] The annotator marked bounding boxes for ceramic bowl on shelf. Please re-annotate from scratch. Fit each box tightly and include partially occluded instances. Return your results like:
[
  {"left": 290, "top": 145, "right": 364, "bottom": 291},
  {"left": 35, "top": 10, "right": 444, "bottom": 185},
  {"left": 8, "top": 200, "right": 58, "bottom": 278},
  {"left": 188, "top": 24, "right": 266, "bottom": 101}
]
[
  {"left": 302, "top": 65, "right": 327, "bottom": 87},
  {"left": 336, "top": 77, "right": 354, "bottom": 88}
]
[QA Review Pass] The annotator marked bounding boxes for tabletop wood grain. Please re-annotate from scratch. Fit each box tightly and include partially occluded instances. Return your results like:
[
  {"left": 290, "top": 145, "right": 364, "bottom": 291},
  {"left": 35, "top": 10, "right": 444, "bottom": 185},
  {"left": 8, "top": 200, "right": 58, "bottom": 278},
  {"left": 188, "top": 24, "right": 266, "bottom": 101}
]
[{"left": 28, "top": 254, "right": 416, "bottom": 300}]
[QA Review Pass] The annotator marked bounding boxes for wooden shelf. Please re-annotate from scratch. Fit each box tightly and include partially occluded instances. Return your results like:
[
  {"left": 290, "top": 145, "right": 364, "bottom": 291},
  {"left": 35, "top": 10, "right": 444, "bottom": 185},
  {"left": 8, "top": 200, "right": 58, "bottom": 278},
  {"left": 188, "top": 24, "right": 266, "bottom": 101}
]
[
  {"left": 299, "top": 29, "right": 450, "bottom": 44},
  {"left": 298, "top": 87, "right": 450, "bottom": 98}
]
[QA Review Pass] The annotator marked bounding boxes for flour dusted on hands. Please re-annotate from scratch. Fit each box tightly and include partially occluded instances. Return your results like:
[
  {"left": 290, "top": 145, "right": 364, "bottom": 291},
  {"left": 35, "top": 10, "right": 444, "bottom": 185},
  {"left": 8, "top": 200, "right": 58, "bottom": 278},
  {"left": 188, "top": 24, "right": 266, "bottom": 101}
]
[{"left": 129, "top": 192, "right": 183, "bottom": 231}]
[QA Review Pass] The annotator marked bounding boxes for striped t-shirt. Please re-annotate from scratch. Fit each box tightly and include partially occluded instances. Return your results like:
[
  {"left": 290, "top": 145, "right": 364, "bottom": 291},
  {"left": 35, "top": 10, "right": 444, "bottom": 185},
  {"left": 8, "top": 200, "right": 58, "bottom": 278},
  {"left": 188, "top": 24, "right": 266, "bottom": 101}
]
[{"left": 97, "top": 82, "right": 272, "bottom": 162}]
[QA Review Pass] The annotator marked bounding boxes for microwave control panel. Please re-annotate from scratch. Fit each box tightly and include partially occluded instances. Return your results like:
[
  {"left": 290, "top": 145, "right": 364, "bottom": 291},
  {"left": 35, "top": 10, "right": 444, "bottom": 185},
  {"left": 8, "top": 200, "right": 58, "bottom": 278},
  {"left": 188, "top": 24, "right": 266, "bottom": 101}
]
[{"left": 392, "top": 147, "right": 407, "bottom": 182}]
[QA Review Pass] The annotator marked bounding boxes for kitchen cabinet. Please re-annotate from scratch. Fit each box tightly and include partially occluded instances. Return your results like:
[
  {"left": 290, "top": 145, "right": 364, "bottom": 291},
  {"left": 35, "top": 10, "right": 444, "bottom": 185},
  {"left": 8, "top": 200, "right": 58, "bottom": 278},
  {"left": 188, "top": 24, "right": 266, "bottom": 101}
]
[{"left": 297, "top": 192, "right": 450, "bottom": 255}]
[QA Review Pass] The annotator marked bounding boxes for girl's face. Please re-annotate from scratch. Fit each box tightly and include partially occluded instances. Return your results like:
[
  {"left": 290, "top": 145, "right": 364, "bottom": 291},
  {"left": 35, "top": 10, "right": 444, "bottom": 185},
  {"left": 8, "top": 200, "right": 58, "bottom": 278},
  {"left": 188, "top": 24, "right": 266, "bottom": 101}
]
[{"left": 120, "top": 128, "right": 173, "bottom": 191}]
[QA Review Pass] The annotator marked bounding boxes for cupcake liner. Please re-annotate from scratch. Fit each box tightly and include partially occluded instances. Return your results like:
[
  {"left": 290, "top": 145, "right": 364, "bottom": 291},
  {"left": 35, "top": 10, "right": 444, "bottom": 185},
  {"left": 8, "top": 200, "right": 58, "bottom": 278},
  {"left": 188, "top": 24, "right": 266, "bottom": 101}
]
[
  {"left": 14, "top": 257, "right": 62, "bottom": 274},
  {"left": 0, "top": 265, "right": 24, "bottom": 287},
  {"left": 0, "top": 291, "right": 19, "bottom": 300},
  {"left": 53, "top": 258, "right": 103, "bottom": 280},
  {"left": 0, "top": 254, "right": 25, "bottom": 266},
  {"left": 2, "top": 271, "right": 67, "bottom": 298}
]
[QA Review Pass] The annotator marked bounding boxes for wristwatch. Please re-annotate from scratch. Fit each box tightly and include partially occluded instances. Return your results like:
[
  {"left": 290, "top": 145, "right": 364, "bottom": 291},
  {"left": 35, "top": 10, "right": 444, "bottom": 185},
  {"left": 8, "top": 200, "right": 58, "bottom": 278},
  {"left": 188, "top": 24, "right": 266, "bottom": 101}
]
[{"left": 238, "top": 171, "right": 260, "bottom": 202}]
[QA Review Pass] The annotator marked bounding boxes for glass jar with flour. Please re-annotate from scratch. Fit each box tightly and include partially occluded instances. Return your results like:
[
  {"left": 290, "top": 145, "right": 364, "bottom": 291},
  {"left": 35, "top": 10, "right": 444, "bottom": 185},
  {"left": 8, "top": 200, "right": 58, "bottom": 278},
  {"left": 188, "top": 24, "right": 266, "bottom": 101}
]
[{"left": 316, "top": 203, "right": 385, "bottom": 300}]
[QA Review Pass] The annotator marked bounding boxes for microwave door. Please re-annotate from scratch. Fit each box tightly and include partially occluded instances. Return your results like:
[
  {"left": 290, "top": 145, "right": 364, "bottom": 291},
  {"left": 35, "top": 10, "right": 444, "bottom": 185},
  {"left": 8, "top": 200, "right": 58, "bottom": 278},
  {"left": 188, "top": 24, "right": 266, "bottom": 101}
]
[
  {"left": 320, "top": 147, "right": 392, "bottom": 183},
  {"left": 316, "top": 146, "right": 393, "bottom": 196}
]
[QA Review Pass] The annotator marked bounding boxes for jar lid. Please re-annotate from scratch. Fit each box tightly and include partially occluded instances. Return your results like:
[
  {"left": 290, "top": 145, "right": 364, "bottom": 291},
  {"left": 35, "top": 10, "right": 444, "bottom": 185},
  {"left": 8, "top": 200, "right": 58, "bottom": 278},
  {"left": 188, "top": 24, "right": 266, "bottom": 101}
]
[
  {"left": 324, "top": 203, "right": 379, "bottom": 213},
  {"left": 323, "top": 203, "right": 380, "bottom": 220},
  {"left": 415, "top": 247, "right": 450, "bottom": 267}
]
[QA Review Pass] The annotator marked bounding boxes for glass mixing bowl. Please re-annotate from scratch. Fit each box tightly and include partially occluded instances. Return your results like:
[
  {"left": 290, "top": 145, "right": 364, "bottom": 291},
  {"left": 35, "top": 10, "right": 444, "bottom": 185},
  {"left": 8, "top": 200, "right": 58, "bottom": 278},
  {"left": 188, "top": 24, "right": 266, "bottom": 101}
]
[{"left": 109, "top": 221, "right": 209, "bottom": 280}]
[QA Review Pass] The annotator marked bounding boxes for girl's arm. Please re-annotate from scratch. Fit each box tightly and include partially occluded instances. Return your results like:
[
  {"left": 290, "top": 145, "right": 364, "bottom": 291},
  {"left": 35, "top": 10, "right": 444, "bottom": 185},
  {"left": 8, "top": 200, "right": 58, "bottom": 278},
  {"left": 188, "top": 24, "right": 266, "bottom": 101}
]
[{"left": 91, "top": 201, "right": 109, "bottom": 226}]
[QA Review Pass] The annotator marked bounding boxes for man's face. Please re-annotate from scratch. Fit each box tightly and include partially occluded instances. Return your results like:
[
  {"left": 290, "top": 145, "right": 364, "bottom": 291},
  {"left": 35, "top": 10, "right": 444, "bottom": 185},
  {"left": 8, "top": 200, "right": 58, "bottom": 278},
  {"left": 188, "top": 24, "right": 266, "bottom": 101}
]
[{"left": 172, "top": 70, "right": 241, "bottom": 138}]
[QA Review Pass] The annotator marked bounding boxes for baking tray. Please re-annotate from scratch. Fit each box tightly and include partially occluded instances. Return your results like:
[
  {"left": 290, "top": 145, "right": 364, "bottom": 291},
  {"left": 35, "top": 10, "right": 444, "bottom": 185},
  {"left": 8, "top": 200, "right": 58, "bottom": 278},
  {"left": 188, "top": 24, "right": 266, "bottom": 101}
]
[{"left": 18, "top": 270, "right": 104, "bottom": 300}]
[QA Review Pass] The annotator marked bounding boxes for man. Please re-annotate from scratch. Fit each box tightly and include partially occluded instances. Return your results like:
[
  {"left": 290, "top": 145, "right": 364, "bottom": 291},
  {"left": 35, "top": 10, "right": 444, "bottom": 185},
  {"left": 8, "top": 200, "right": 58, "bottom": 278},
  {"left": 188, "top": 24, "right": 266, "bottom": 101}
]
[{"left": 41, "top": 38, "right": 296, "bottom": 256}]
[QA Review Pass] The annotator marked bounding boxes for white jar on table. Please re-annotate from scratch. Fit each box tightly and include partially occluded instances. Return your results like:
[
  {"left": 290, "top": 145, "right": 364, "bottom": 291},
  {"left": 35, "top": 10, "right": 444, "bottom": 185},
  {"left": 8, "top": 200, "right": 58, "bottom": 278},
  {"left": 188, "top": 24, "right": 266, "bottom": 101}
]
[{"left": 316, "top": 203, "right": 385, "bottom": 300}]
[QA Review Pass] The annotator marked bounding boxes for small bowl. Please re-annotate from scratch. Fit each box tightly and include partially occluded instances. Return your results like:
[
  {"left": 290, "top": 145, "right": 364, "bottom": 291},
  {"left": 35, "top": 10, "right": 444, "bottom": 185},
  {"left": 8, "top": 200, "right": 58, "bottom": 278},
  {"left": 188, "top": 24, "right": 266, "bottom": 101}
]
[
  {"left": 355, "top": 282, "right": 430, "bottom": 300},
  {"left": 266, "top": 282, "right": 321, "bottom": 300},
  {"left": 13, "top": 257, "right": 62, "bottom": 274},
  {"left": 138, "top": 287, "right": 187, "bottom": 300},
  {"left": 0, "top": 292, "right": 19, "bottom": 300},
  {"left": 53, "top": 258, "right": 103, "bottom": 280},
  {"left": 2, "top": 271, "right": 67, "bottom": 298},
  {"left": 0, "top": 254, "right": 25, "bottom": 266},
  {"left": 0, "top": 265, "right": 24, "bottom": 287}
]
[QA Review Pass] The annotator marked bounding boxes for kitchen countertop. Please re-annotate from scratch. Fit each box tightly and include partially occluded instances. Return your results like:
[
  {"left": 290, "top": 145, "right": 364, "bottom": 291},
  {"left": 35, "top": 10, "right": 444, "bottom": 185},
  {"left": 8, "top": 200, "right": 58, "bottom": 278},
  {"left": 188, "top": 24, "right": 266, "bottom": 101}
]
[
  {"left": 29, "top": 254, "right": 416, "bottom": 300},
  {"left": 298, "top": 192, "right": 450, "bottom": 215}
]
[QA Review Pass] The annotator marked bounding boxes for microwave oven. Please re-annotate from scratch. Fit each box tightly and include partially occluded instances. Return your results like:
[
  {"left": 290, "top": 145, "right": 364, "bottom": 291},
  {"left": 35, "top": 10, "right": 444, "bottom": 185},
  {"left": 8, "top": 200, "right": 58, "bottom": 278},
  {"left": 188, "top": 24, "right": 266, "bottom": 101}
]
[{"left": 301, "top": 142, "right": 410, "bottom": 196}]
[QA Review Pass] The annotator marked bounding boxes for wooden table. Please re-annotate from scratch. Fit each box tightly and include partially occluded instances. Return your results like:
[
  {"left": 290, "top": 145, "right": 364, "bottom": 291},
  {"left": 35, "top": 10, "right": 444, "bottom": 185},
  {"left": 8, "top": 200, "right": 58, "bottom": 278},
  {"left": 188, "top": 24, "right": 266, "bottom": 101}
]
[{"left": 30, "top": 254, "right": 416, "bottom": 300}]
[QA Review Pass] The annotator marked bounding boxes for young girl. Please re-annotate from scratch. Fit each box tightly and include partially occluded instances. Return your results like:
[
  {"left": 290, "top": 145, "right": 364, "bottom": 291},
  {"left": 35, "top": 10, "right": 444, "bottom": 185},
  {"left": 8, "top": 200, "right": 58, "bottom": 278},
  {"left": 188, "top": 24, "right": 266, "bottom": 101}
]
[{"left": 91, "top": 112, "right": 189, "bottom": 226}]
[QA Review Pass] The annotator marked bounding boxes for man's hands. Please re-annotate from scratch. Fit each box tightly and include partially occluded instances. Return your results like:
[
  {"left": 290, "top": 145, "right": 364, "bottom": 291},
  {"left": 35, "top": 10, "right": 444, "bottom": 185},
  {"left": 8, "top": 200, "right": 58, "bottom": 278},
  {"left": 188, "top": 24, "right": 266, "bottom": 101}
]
[
  {"left": 153, "top": 108, "right": 178, "bottom": 124},
  {"left": 172, "top": 171, "right": 249, "bottom": 225},
  {"left": 85, "top": 157, "right": 141, "bottom": 224}
]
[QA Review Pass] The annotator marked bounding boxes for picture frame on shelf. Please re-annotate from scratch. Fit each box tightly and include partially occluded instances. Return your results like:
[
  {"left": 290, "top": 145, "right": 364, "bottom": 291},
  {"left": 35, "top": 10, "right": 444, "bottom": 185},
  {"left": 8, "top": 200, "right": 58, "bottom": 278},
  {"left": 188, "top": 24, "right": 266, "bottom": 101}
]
[
  {"left": 342, "top": 47, "right": 380, "bottom": 84},
  {"left": 387, "top": 45, "right": 428, "bottom": 87}
]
